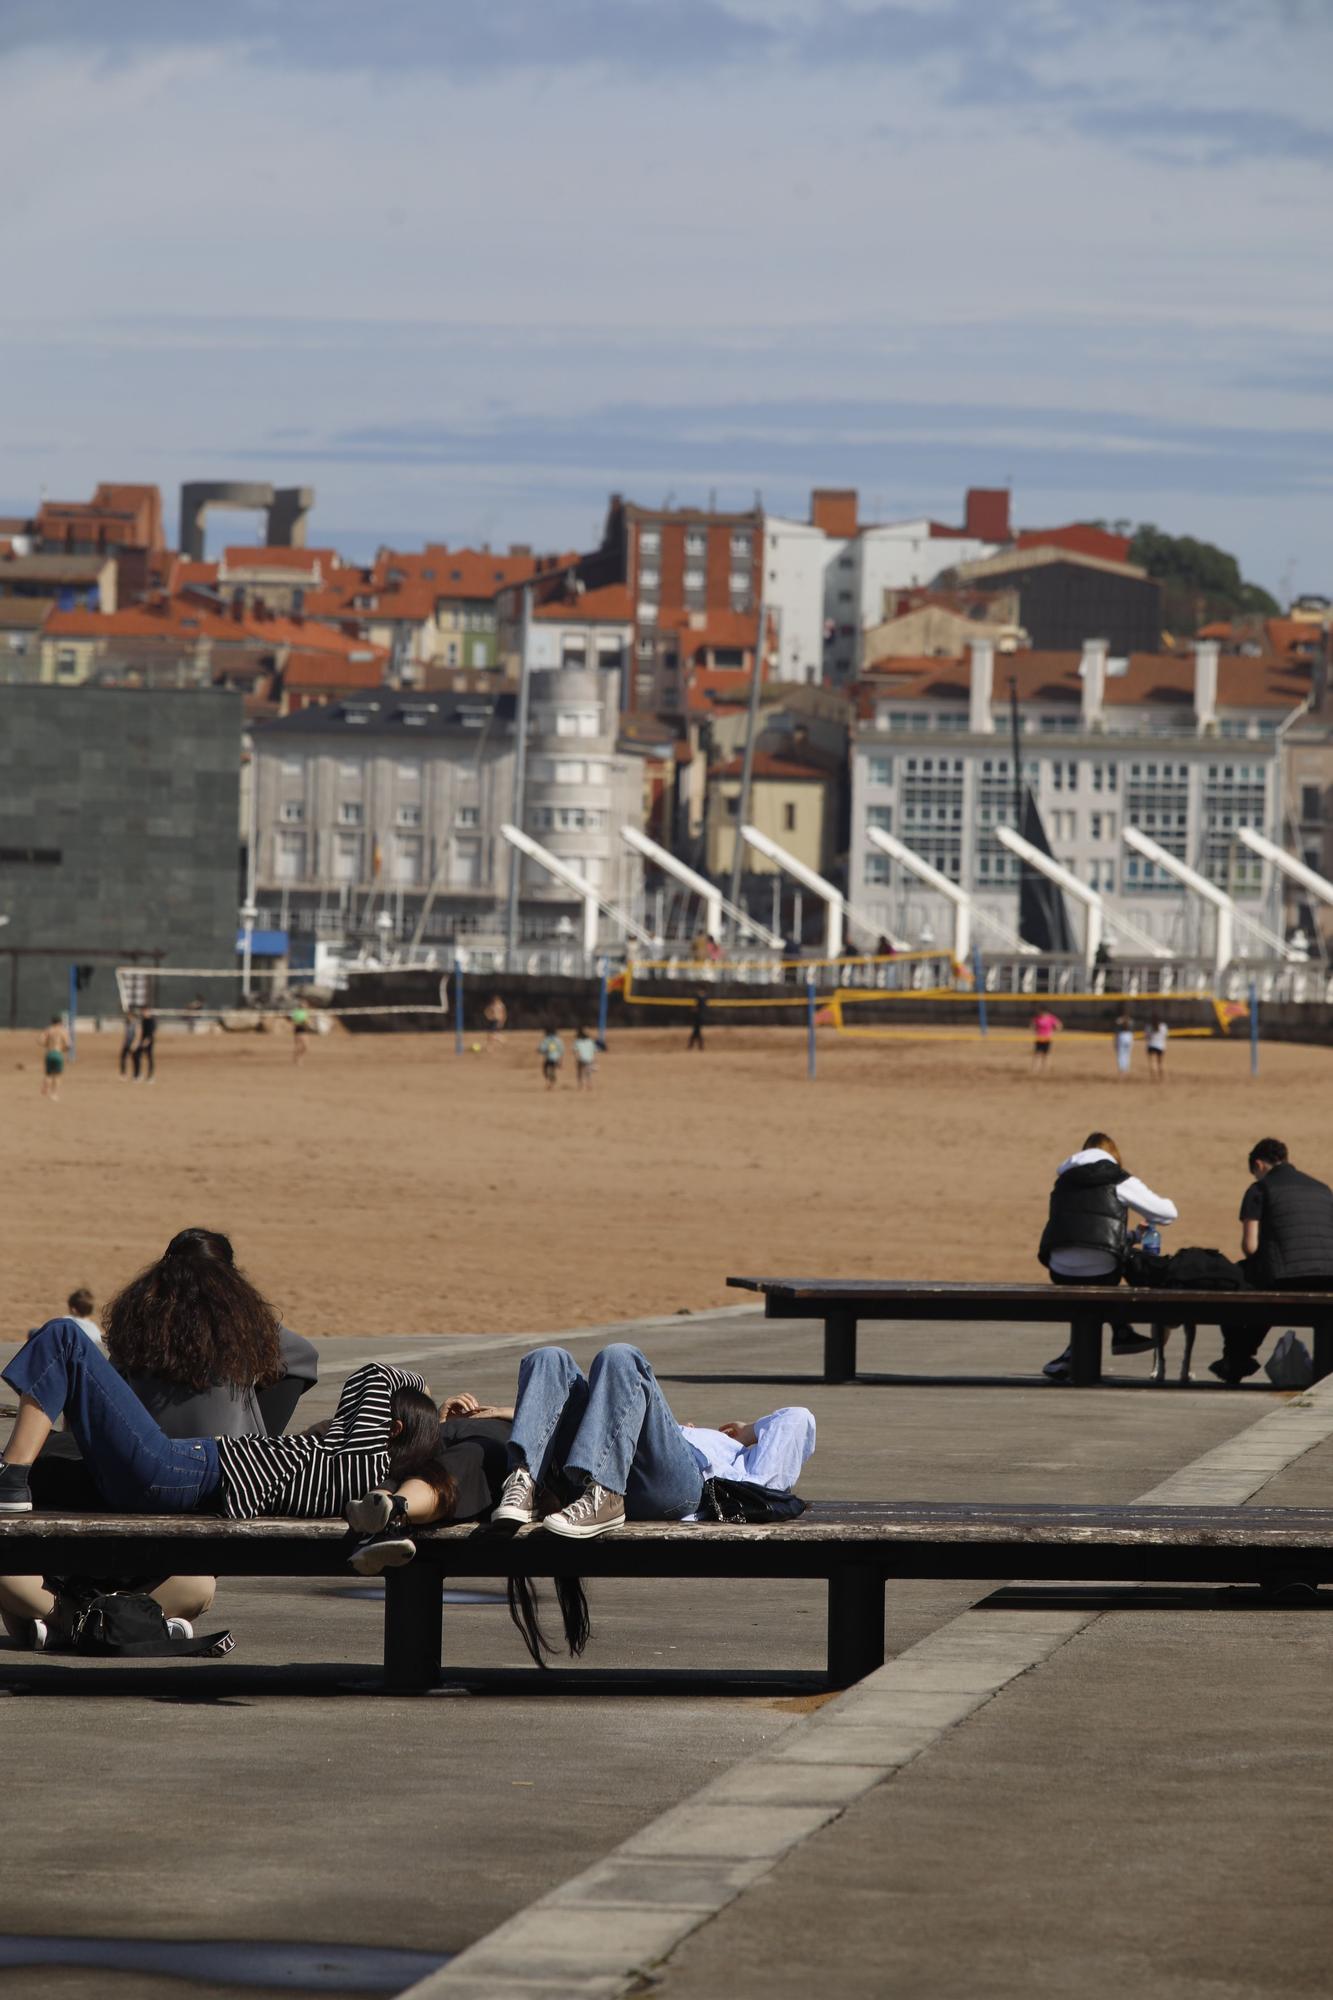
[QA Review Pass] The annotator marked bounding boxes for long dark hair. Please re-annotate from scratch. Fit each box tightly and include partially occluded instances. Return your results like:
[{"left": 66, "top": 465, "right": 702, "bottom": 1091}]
[
  {"left": 386, "top": 1387, "right": 458, "bottom": 1517},
  {"left": 104, "top": 1228, "right": 283, "bottom": 1393}
]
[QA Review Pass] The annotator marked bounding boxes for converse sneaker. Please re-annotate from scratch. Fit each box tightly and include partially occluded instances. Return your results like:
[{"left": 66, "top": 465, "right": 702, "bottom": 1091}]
[
  {"left": 345, "top": 1488, "right": 406, "bottom": 1536},
  {"left": 492, "top": 1466, "right": 537, "bottom": 1527},
  {"left": 348, "top": 1531, "right": 417, "bottom": 1577},
  {"left": 544, "top": 1480, "right": 626, "bottom": 1540},
  {"left": 12, "top": 1616, "right": 48, "bottom": 1651},
  {"left": 0, "top": 1463, "right": 32, "bottom": 1514}
]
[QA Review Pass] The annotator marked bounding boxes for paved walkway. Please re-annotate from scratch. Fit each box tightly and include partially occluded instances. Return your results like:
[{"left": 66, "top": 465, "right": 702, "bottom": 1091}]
[{"left": 0, "top": 1310, "right": 1320, "bottom": 1998}]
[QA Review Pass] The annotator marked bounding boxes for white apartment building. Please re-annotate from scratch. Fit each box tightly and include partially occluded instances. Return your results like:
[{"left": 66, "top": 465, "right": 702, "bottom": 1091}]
[
  {"left": 251, "top": 666, "right": 643, "bottom": 946},
  {"left": 849, "top": 639, "right": 1305, "bottom": 958}
]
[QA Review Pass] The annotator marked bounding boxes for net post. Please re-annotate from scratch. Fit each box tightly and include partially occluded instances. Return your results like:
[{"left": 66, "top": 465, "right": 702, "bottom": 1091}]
[
  {"left": 453, "top": 954, "right": 465, "bottom": 1054},
  {"left": 806, "top": 977, "right": 817, "bottom": 1079},
  {"left": 972, "top": 946, "right": 987, "bottom": 1036},
  {"left": 68, "top": 962, "right": 77, "bottom": 1062}
]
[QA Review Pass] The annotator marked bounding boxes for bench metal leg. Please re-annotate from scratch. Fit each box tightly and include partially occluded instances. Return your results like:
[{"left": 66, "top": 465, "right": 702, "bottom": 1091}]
[
  {"left": 827, "top": 1565, "right": 884, "bottom": 1687},
  {"left": 1314, "top": 1319, "right": 1333, "bottom": 1384},
  {"left": 1070, "top": 1311, "right": 1102, "bottom": 1387},
  {"left": 383, "top": 1564, "right": 443, "bottom": 1693},
  {"left": 823, "top": 1310, "right": 858, "bottom": 1384}
]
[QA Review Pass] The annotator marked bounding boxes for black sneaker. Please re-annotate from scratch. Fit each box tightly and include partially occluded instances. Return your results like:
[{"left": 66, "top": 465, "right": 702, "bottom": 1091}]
[
  {"left": 1209, "top": 1356, "right": 1260, "bottom": 1386},
  {"left": 348, "top": 1531, "right": 417, "bottom": 1577},
  {"left": 0, "top": 1463, "right": 32, "bottom": 1514}
]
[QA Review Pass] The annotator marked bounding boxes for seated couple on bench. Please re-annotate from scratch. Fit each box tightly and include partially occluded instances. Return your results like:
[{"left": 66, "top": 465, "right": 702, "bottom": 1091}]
[
  {"left": 1038, "top": 1132, "right": 1333, "bottom": 1385},
  {"left": 0, "top": 1227, "right": 815, "bottom": 1653}
]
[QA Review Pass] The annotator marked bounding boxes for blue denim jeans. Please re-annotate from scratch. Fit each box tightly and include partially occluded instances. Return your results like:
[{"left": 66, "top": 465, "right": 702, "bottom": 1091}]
[
  {"left": 509, "top": 1345, "right": 704, "bottom": 1520},
  {"left": 4, "top": 1320, "right": 221, "bottom": 1513}
]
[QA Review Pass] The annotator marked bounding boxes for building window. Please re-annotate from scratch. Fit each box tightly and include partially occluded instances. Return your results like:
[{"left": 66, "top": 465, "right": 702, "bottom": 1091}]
[
  {"left": 1050, "top": 761, "right": 1078, "bottom": 792},
  {"left": 683, "top": 568, "right": 705, "bottom": 595},
  {"left": 867, "top": 805, "right": 892, "bottom": 831},
  {"left": 901, "top": 755, "right": 965, "bottom": 882},
  {"left": 338, "top": 759, "right": 361, "bottom": 780},
  {"left": 455, "top": 804, "right": 479, "bottom": 829},
  {"left": 1091, "top": 763, "right": 1119, "bottom": 793},
  {"left": 1088, "top": 857, "right": 1116, "bottom": 892},
  {"left": 868, "top": 756, "right": 893, "bottom": 786},
  {"left": 274, "top": 831, "right": 306, "bottom": 882},
  {"left": 865, "top": 853, "right": 890, "bottom": 885},
  {"left": 397, "top": 804, "right": 422, "bottom": 827},
  {"left": 639, "top": 529, "right": 660, "bottom": 556},
  {"left": 55, "top": 648, "right": 79, "bottom": 679},
  {"left": 397, "top": 760, "right": 420, "bottom": 781},
  {"left": 638, "top": 567, "right": 660, "bottom": 595},
  {"left": 393, "top": 835, "right": 423, "bottom": 885},
  {"left": 280, "top": 757, "right": 302, "bottom": 778},
  {"left": 730, "top": 532, "right": 752, "bottom": 558},
  {"left": 279, "top": 800, "right": 305, "bottom": 824},
  {"left": 556, "top": 713, "right": 578, "bottom": 736},
  {"left": 1202, "top": 762, "right": 1266, "bottom": 892},
  {"left": 1302, "top": 785, "right": 1323, "bottom": 823},
  {"left": 783, "top": 802, "right": 797, "bottom": 833},
  {"left": 578, "top": 712, "right": 599, "bottom": 738},
  {"left": 554, "top": 761, "right": 585, "bottom": 784},
  {"left": 637, "top": 602, "right": 657, "bottom": 627},
  {"left": 332, "top": 833, "right": 361, "bottom": 882},
  {"left": 684, "top": 530, "right": 706, "bottom": 557},
  {"left": 337, "top": 801, "right": 363, "bottom": 826}
]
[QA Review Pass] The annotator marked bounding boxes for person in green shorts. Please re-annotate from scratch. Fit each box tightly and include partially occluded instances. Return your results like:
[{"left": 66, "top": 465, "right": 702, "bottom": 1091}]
[
  {"left": 290, "top": 1001, "right": 311, "bottom": 1064},
  {"left": 40, "top": 1017, "right": 70, "bottom": 1102}
]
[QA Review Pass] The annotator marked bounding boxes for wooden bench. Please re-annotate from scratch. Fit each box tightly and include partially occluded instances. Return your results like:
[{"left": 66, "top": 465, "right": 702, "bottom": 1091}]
[
  {"left": 6, "top": 1501, "right": 1333, "bottom": 1693},
  {"left": 727, "top": 1276, "right": 1333, "bottom": 1387}
]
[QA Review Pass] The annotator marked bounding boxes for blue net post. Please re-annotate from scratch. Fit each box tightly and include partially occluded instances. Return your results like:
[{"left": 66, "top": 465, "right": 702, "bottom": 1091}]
[
  {"left": 1249, "top": 977, "right": 1259, "bottom": 1077},
  {"left": 806, "top": 978, "right": 817, "bottom": 1080},
  {"left": 972, "top": 946, "right": 987, "bottom": 1037},
  {"left": 454, "top": 956, "right": 465, "bottom": 1055}
]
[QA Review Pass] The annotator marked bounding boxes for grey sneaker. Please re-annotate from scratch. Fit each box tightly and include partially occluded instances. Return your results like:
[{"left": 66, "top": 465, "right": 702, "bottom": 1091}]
[
  {"left": 544, "top": 1480, "right": 626, "bottom": 1540},
  {"left": 0, "top": 1462, "right": 32, "bottom": 1514},
  {"left": 492, "top": 1467, "right": 537, "bottom": 1527},
  {"left": 349, "top": 1532, "right": 417, "bottom": 1577}
]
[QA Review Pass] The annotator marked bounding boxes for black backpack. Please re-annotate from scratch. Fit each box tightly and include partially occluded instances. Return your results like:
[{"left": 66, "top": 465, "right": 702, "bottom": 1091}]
[
  {"left": 71, "top": 1591, "right": 235, "bottom": 1659},
  {"left": 696, "top": 1477, "right": 808, "bottom": 1524}
]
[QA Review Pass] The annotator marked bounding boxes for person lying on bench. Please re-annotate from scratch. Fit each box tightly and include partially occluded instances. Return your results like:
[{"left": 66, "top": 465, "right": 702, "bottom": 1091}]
[
  {"left": 1, "top": 1228, "right": 320, "bottom": 1650},
  {"left": 0, "top": 1322, "right": 455, "bottom": 1547}
]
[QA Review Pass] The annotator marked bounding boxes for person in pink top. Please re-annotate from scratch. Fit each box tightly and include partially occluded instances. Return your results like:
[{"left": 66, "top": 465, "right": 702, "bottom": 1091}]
[{"left": 1031, "top": 1008, "right": 1063, "bottom": 1074}]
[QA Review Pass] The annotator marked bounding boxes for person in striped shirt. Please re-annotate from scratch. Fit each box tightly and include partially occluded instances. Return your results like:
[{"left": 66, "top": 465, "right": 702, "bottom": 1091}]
[{"left": 0, "top": 1321, "right": 457, "bottom": 1546}]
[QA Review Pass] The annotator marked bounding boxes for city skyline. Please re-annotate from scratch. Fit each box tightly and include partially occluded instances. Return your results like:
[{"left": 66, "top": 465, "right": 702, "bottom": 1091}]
[{"left": 2, "top": 0, "right": 1330, "bottom": 592}]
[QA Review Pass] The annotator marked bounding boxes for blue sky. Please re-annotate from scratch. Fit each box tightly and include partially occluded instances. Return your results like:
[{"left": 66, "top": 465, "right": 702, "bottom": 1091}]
[{"left": 2, "top": 0, "right": 1331, "bottom": 593}]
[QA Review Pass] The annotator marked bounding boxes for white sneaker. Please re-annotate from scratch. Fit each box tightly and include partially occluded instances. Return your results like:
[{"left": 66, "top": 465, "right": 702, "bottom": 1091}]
[
  {"left": 346, "top": 1488, "right": 403, "bottom": 1535},
  {"left": 349, "top": 1533, "right": 417, "bottom": 1577},
  {"left": 165, "top": 1618, "right": 193, "bottom": 1641},
  {"left": 492, "top": 1466, "right": 537, "bottom": 1527}
]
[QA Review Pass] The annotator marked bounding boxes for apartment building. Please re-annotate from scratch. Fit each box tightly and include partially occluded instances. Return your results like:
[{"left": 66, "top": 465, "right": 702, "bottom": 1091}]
[
  {"left": 849, "top": 639, "right": 1307, "bottom": 957},
  {"left": 251, "top": 666, "right": 643, "bottom": 943}
]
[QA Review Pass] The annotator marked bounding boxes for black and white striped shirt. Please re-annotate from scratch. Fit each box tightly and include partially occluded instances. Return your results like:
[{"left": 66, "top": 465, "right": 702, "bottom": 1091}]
[{"left": 214, "top": 1363, "right": 427, "bottom": 1520}]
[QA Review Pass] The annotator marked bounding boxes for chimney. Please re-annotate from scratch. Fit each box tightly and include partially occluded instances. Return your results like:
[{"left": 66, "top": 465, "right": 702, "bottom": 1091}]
[
  {"left": 964, "top": 487, "right": 1011, "bottom": 544},
  {"left": 1080, "top": 637, "right": 1108, "bottom": 730},
  {"left": 810, "top": 489, "right": 859, "bottom": 539},
  {"left": 1194, "top": 640, "right": 1219, "bottom": 732},
  {"left": 969, "top": 637, "right": 995, "bottom": 734}
]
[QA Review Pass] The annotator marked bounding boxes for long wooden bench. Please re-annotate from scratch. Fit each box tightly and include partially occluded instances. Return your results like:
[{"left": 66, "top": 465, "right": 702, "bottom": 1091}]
[
  {"left": 727, "top": 1276, "right": 1333, "bottom": 1386},
  {"left": 5, "top": 1501, "right": 1333, "bottom": 1693}
]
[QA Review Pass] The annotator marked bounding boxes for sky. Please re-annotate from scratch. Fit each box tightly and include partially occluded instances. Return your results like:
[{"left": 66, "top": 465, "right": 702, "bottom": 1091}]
[{"left": 1, "top": 0, "right": 1331, "bottom": 594}]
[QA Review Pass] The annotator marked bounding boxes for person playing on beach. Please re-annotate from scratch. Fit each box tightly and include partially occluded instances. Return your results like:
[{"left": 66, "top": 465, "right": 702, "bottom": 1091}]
[
  {"left": 572, "top": 1026, "right": 597, "bottom": 1090},
  {"left": 289, "top": 999, "right": 311, "bottom": 1064},
  {"left": 61, "top": 1288, "right": 105, "bottom": 1352},
  {"left": 119, "top": 1006, "right": 139, "bottom": 1080},
  {"left": 483, "top": 993, "right": 508, "bottom": 1050},
  {"left": 688, "top": 991, "right": 709, "bottom": 1052},
  {"left": 1113, "top": 1011, "right": 1134, "bottom": 1082},
  {"left": 1030, "top": 1008, "right": 1062, "bottom": 1074},
  {"left": 538, "top": 1026, "right": 564, "bottom": 1088},
  {"left": 39, "top": 1017, "right": 69, "bottom": 1101},
  {"left": 133, "top": 1004, "right": 157, "bottom": 1083},
  {"left": 1145, "top": 1016, "right": 1168, "bottom": 1083}
]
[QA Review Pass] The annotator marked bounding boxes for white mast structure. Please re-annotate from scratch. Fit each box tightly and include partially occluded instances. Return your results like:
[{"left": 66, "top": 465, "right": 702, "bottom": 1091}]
[
  {"left": 500, "top": 825, "right": 657, "bottom": 955},
  {"left": 1237, "top": 826, "right": 1333, "bottom": 918},
  {"left": 740, "top": 825, "right": 907, "bottom": 955},
  {"left": 1122, "top": 826, "right": 1297, "bottom": 971},
  {"left": 618, "top": 826, "right": 781, "bottom": 947}
]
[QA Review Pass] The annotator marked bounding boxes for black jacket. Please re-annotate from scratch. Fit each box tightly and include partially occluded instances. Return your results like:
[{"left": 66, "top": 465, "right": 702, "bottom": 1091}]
[
  {"left": 1247, "top": 1163, "right": 1333, "bottom": 1284},
  {"left": 1038, "top": 1157, "right": 1130, "bottom": 1270}
]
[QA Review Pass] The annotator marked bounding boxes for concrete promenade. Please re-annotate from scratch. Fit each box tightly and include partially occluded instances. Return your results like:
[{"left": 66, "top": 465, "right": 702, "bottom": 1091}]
[{"left": 2, "top": 1309, "right": 1330, "bottom": 1997}]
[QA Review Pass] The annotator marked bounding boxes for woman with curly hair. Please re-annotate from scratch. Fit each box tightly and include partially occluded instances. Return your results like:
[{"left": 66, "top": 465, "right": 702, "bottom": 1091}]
[{"left": 0, "top": 1228, "right": 318, "bottom": 1650}]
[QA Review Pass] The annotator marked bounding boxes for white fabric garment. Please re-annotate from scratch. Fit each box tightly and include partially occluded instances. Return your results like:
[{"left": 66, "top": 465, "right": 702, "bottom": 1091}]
[
  {"left": 71, "top": 1317, "right": 106, "bottom": 1352},
  {"left": 1048, "top": 1148, "right": 1178, "bottom": 1277},
  {"left": 1146, "top": 1024, "right": 1168, "bottom": 1052},
  {"left": 682, "top": 1406, "right": 816, "bottom": 1493}
]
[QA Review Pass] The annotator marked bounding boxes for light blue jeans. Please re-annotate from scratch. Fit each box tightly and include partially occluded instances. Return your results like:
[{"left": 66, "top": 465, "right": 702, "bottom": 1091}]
[{"left": 508, "top": 1345, "right": 704, "bottom": 1520}]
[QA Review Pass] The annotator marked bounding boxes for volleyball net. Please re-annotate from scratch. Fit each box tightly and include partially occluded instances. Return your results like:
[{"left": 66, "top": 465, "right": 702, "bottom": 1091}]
[{"left": 113, "top": 965, "right": 449, "bottom": 1028}]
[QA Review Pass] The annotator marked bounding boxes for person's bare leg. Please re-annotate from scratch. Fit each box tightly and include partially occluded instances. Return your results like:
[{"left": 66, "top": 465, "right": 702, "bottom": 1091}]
[
  {"left": 3, "top": 1397, "right": 55, "bottom": 1467},
  {"left": 152, "top": 1575, "right": 216, "bottom": 1620},
  {"left": 0, "top": 1576, "right": 56, "bottom": 1626}
]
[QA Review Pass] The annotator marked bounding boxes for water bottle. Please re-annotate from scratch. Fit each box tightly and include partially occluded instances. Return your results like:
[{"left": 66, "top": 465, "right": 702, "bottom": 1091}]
[{"left": 1138, "top": 1225, "right": 1161, "bottom": 1256}]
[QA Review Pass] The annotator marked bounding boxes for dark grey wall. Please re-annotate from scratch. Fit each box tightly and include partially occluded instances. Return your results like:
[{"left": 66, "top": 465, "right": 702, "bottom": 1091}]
[{"left": 0, "top": 686, "right": 241, "bottom": 1028}]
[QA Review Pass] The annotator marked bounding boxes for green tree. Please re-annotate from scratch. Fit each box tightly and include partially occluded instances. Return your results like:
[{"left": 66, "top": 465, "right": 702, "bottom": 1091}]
[{"left": 1127, "top": 524, "right": 1279, "bottom": 632}]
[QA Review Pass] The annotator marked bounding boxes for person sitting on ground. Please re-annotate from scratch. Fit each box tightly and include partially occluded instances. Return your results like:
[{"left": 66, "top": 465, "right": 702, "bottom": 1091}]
[
  {"left": 0, "top": 1230, "right": 320, "bottom": 1650},
  {"left": 40, "top": 1289, "right": 105, "bottom": 1353},
  {"left": 1037, "top": 1131, "right": 1178, "bottom": 1383},
  {"left": 1211, "top": 1137, "right": 1333, "bottom": 1385}
]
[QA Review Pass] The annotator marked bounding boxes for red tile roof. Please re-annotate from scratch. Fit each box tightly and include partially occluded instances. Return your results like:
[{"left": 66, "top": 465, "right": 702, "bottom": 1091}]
[
  {"left": 1013, "top": 523, "right": 1132, "bottom": 564},
  {"left": 710, "top": 752, "right": 832, "bottom": 781},
  {"left": 532, "top": 582, "right": 633, "bottom": 623},
  {"left": 282, "top": 651, "right": 385, "bottom": 690},
  {"left": 860, "top": 648, "right": 1308, "bottom": 712},
  {"left": 222, "top": 546, "right": 341, "bottom": 574}
]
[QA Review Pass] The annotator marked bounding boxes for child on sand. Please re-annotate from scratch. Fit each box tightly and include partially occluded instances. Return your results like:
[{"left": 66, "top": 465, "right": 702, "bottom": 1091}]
[
  {"left": 1030, "top": 1008, "right": 1062, "bottom": 1075},
  {"left": 538, "top": 1028, "right": 564, "bottom": 1088},
  {"left": 39, "top": 1018, "right": 69, "bottom": 1101},
  {"left": 573, "top": 1027, "right": 597, "bottom": 1090}
]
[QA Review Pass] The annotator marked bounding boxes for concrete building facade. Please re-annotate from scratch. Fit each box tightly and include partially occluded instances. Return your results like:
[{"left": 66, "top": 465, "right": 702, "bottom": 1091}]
[
  {"left": 848, "top": 640, "right": 1306, "bottom": 959},
  {"left": 0, "top": 685, "right": 241, "bottom": 1026}
]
